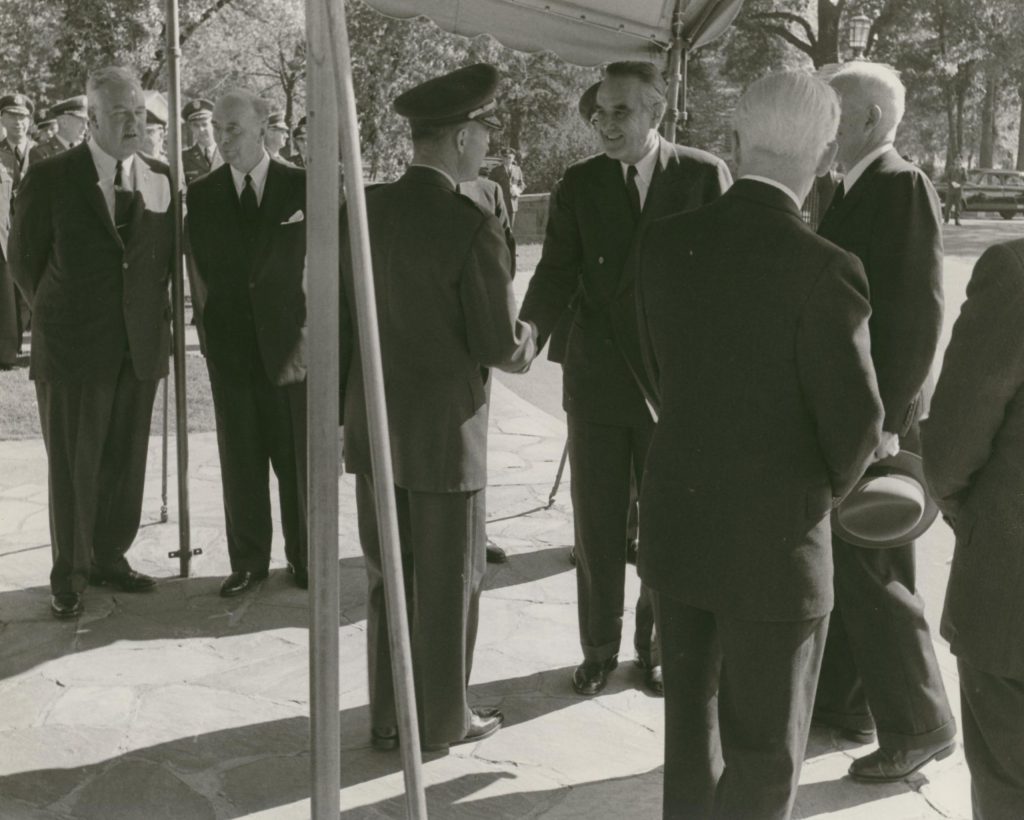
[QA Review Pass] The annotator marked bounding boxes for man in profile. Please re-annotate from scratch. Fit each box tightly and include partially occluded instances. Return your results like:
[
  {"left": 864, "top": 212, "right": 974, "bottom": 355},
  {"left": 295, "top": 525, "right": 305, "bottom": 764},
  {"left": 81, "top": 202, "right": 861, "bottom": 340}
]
[
  {"left": 636, "top": 70, "right": 882, "bottom": 819},
  {"left": 340, "top": 64, "right": 534, "bottom": 753},
  {"left": 10, "top": 66, "right": 174, "bottom": 618}
]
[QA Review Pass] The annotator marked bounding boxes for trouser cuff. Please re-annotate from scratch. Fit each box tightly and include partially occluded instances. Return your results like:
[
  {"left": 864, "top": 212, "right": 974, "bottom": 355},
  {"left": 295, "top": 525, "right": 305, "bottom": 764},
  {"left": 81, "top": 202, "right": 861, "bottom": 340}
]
[{"left": 878, "top": 718, "right": 957, "bottom": 753}]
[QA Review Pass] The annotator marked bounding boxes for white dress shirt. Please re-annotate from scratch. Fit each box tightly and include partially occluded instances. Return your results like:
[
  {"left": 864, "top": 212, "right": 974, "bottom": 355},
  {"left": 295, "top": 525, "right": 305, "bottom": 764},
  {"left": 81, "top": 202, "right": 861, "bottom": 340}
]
[
  {"left": 229, "top": 150, "right": 271, "bottom": 205},
  {"left": 87, "top": 139, "right": 134, "bottom": 223},
  {"left": 620, "top": 138, "right": 660, "bottom": 208}
]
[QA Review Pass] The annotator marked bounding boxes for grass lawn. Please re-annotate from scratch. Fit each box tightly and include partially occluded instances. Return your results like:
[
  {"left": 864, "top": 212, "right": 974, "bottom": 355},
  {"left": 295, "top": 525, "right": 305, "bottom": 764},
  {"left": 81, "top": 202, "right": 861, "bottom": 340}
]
[{"left": 0, "top": 352, "right": 218, "bottom": 441}]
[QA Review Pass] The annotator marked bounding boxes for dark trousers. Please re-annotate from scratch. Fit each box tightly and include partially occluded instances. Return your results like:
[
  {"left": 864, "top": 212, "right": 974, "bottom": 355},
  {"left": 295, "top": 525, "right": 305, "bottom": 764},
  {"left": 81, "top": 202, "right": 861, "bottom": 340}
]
[
  {"left": 657, "top": 593, "right": 827, "bottom": 820},
  {"left": 36, "top": 357, "right": 159, "bottom": 594},
  {"left": 207, "top": 359, "right": 307, "bottom": 574},
  {"left": 958, "top": 657, "right": 1024, "bottom": 819},
  {"left": 0, "top": 261, "right": 22, "bottom": 365},
  {"left": 356, "top": 475, "right": 486, "bottom": 748},
  {"left": 814, "top": 534, "right": 956, "bottom": 751},
  {"left": 568, "top": 414, "right": 658, "bottom": 665}
]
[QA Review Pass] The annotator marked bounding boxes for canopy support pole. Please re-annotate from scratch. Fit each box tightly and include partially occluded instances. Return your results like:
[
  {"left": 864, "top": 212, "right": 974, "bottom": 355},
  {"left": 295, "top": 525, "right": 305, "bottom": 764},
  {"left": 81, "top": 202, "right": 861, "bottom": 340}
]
[
  {"left": 165, "top": 0, "right": 192, "bottom": 577},
  {"left": 323, "top": 1, "right": 427, "bottom": 815},
  {"left": 305, "top": 0, "right": 342, "bottom": 816},
  {"left": 664, "top": 0, "right": 689, "bottom": 144}
]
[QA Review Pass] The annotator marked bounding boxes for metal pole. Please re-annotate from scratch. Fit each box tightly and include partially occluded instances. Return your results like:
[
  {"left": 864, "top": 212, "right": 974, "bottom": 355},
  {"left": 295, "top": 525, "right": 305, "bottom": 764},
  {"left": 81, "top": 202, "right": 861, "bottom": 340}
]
[
  {"left": 165, "top": 0, "right": 193, "bottom": 577},
  {"left": 663, "top": 1, "right": 686, "bottom": 143},
  {"left": 323, "top": 2, "right": 427, "bottom": 816},
  {"left": 547, "top": 440, "right": 569, "bottom": 509},
  {"left": 305, "top": 0, "right": 341, "bottom": 817},
  {"left": 160, "top": 376, "right": 168, "bottom": 522}
]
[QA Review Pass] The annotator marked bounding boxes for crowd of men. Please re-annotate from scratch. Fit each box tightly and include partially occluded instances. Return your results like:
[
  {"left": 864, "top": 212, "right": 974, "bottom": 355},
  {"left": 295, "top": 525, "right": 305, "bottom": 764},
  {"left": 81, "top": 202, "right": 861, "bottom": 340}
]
[{"left": 0, "top": 56, "right": 1021, "bottom": 820}]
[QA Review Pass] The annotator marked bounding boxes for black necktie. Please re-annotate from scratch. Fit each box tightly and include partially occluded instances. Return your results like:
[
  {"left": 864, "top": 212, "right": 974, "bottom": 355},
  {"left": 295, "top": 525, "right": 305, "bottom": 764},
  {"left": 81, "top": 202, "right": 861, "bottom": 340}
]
[
  {"left": 830, "top": 180, "right": 846, "bottom": 210},
  {"left": 240, "top": 173, "right": 259, "bottom": 227},
  {"left": 626, "top": 164, "right": 642, "bottom": 222},
  {"left": 114, "top": 160, "right": 134, "bottom": 243}
]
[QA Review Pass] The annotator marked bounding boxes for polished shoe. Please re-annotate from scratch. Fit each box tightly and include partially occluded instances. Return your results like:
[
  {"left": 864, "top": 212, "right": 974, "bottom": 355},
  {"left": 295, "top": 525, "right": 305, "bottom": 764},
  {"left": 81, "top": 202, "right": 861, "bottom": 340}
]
[
  {"left": 812, "top": 714, "right": 876, "bottom": 745},
  {"left": 422, "top": 707, "right": 504, "bottom": 752},
  {"left": 485, "top": 540, "right": 508, "bottom": 564},
  {"left": 626, "top": 538, "right": 639, "bottom": 565},
  {"left": 371, "top": 726, "right": 398, "bottom": 751},
  {"left": 219, "top": 570, "right": 269, "bottom": 597},
  {"left": 287, "top": 563, "right": 309, "bottom": 590},
  {"left": 50, "top": 592, "right": 83, "bottom": 619},
  {"left": 634, "top": 656, "right": 663, "bottom": 696},
  {"left": 90, "top": 564, "right": 157, "bottom": 592},
  {"left": 849, "top": 740, "right": 956, "bottom": 783},
  {"left": 568, "top": 547, "right": 577, "bottom": 566},
  {"left": 572, "top": 657, "right": 618, "bottom": 696}
]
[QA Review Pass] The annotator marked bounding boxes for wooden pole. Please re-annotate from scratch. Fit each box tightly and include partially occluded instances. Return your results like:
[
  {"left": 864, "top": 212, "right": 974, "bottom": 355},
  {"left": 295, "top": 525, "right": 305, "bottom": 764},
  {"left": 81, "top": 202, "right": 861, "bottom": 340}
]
[
  {"left": 663, "top": 0, "right": 686, "bottom": 143},
  {"left": 322, "top": 1, "right": 427, "bottom": 816},
  {"left": 305, "top": 0, "right": 341, "bottom": 816},
  {"left": 165, "top": 0, "right": 192, "bottom": 577}
]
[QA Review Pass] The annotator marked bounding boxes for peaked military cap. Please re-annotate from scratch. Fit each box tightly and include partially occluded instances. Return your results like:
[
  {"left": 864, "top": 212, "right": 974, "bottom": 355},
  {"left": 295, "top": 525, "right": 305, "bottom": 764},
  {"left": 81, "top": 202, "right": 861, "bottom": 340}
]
[
  {"left": 394, "top": 64, "right": 502, "bottom": 130},
  {"left": 292, "top": 115, "right": 307, "bottom": 137},
  {"left": 267, "top": 111, "right": 288, "bottom": 130},
  {"left": 578, "top": 81, "right": 600, "bottom": 124},
  {"left": 35, "top": 109, "right": 57, "bottom": 129},
  {"left": 146, "top": 108, "right": 166, "bottom": 126},
  {"left": 51, "top": 95, "right": 88, "bottom": 119},
  {"left": 0, "top": 93, "right": 34, "bottom": 116},
  {"left": 182, "top": 98, "right": 213, "bottom": 122}
]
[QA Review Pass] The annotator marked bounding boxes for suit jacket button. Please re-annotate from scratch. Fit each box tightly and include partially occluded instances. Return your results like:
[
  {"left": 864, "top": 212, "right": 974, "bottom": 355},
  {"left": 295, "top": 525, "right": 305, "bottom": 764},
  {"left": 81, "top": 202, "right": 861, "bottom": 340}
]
[
  {"left": 598, "top": 256, "right": 604, "bottom": 264},
  {"left": 122, "top": 262, "right": 129, "bottom": 270},
  {"left": 249, "top": 282, "right": 256, "bottom": 289}
]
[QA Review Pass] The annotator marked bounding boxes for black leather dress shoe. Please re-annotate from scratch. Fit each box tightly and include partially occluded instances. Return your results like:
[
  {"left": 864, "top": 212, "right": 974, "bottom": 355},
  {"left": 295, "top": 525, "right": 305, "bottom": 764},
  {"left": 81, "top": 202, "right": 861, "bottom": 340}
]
[
  {"left": 812, "top": 714, "right": 876, "bottom": 745},
  {"left": 90, "top": 565, "right": 157, "bottom": 592},
  {"left": 51, "top": 592, "right": 83, "bottom": 619},
  {"left": 219, "top": 570, "right": 269, "bottom": 597},
  {"left": 849, "top": 740, "right": 956, "bottom": 782},
  {"left": 572, "top": 657, "right": 618, "bottom": 696},
  {"left": 485, "top": 541, "right": 508, "bottom": 564},
  {"left": 371, "top": 726, "right": 398, "bottom": 751},
  {"left": 287, "top": 563, "right": 309, "bottom": 589},
  {"left": 634, "top": 656, "right": 664, "bottom": 696},
  {"left": 422, "top": 707, "right": 504, "bottom": 752}
]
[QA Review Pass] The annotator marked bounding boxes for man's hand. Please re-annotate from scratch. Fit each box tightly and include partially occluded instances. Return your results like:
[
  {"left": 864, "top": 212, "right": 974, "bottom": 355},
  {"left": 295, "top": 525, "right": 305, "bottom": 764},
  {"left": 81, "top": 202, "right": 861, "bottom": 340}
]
[{"left": 872, "top": 431, "right": 900, "bottom": 463}]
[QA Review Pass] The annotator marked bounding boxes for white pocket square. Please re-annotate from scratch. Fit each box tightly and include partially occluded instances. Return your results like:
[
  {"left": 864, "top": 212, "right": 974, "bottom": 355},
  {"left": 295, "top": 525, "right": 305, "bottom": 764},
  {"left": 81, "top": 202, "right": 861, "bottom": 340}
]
[{"left": 281, "top": 210, "right": 304, "bottom": 224}]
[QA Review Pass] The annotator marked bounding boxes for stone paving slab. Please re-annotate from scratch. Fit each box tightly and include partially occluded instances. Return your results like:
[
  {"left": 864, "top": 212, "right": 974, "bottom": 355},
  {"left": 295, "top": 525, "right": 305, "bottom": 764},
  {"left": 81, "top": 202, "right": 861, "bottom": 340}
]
[{"left": 0, "top": 379, "right": 972, "bottom": 819}]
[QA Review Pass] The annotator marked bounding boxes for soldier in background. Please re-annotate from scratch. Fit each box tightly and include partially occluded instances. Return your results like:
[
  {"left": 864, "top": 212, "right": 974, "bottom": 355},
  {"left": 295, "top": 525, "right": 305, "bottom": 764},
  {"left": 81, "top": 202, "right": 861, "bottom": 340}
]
[
  {"left": 264, "top": 111, "right": 294, "bottom": 166},
  {"left": 142, "top": 108, "right": 167, "bottom": 162},
  {"left": 34, "top": 109, "right": 58, "bottom": 145},
  {"left": 0, "top": 94, "right": 36, "bottom": 187},
  {"left": 287, "top": 116, "right": 306, "bottom": 167},
  {"left": 181, "top": 98, "right": 222, "bottom": 185},
  {"left": 31, "top": 96, "right": 88, "bottom": 162}
]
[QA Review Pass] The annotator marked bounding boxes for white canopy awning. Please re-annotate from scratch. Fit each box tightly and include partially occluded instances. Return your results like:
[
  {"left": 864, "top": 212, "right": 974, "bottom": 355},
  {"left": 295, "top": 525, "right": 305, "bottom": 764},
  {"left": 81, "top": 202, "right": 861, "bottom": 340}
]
[{"left": 362, "top": 0, "right": 745, "bottom": 67}]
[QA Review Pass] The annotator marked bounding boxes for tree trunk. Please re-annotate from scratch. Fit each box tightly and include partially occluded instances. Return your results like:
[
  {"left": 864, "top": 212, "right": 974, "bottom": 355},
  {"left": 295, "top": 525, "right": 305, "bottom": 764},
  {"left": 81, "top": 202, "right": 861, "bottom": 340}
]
[
  {"left": 979, "top": 69, "right": 998, "bottom": 168},
  {"left": 1017, "top": 84, "right": 1024, "bottom": 171},
  {"left": 816, "top": 0, "right": 843, "bottom": 66}
]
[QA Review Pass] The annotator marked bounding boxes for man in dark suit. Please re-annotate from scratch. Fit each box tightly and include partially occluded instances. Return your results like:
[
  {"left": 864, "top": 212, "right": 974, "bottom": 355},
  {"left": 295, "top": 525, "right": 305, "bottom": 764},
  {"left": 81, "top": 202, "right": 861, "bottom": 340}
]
[
  {"left": 340, "top": 64, "right": 535, "bottom": 752},
  {"left": 10, "top": 66, "right": 173, "bottom": 618},
  {"left": 0, "top": 160, "right": 16, "bottom": 368},
  {"left": 30, "top": 96, "right": 88, "bottom": 162},
  {"left": 812, "top": 61, "right": 957, "bottom": 781},
  {"left": 487, "top": 147, "right": 525, "bottom": 226},
  {"left": 186, "top": 90, "right": 308, "bottom": 596},
  {"left": 922, "top": 240, "right": 1024, "bottom": 819},
  {"left": 519, "top": 61, "right": 732, "bottom": 697},
  {"left": 181, "top": 99, "right": 222, "bottom": 186},
  {"left": 637, "top": 71, "right": 883, "bottom": 820}
]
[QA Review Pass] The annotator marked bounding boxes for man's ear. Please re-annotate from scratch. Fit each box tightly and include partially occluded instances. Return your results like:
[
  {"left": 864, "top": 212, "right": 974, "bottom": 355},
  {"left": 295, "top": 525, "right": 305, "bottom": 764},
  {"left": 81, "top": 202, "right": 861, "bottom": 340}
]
[
  {"left": 815, "top": 140, "right": 839, "bottom": 177},
  {"left": 454, "top": 126, "right": 469, "bottom": 154},
  {"left": 865, "top": 104, "right": 882, "bottom": 131}
]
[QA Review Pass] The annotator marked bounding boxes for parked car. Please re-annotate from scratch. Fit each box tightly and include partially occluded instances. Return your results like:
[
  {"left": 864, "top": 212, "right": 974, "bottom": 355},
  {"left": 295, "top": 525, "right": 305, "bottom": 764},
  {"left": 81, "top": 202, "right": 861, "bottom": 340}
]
[{"left": 934, "top": 168, "right": 1024, "bottom": 220}]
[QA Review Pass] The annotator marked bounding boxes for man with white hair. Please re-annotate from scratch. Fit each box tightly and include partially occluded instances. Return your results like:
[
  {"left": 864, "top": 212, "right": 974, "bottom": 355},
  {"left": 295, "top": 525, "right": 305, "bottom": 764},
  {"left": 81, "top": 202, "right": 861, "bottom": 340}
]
[
  {"left": 186, "top": 90, "right": 309, "bottom": 597},
  {"left": 636, "top": 70, "right": 883, "bottom": 819},
  {"left": 811, "top": 61, "right": 957, "bottom": 783},
  {"left": 10, "top": 66, "right": 174, "bottom": 618}
]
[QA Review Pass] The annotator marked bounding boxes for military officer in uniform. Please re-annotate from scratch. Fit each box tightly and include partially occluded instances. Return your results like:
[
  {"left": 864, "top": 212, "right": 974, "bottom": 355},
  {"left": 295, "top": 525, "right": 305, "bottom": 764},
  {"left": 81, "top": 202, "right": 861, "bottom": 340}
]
[
  {"left": 263, "top": 111, "right": 294, "bottom": 165},
  {"left": 34, "top": 110, "right": 58, "bottom": 145},
  {"left": 340, "top": 64, "right": 535, "bottom": 753},
  {"left": 181, "top": 98, "right": 222, "bottom": 185},
  {"left": 0, "top": 94, "right": 36, "bottom": 187},
  {"left": 142, "top": 107, "right": 167, "bottom": 162},
  {"left": 286, "top": 117, "right": 306, "bottom": 167},
  {"left": 30, "top": 96, "right": 88, "bottom": 162}
]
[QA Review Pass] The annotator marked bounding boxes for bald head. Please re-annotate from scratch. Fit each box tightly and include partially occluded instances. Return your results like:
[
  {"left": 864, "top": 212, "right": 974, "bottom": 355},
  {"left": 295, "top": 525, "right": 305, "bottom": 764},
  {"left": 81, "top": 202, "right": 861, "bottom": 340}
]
[{"left": 829, "top": 62, "right": 905, "bottom": 170}]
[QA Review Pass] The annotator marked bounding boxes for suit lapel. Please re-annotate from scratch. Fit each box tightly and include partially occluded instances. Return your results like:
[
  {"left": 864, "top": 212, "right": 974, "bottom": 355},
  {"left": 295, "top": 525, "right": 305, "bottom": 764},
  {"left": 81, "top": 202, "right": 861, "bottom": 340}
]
[
  {"left": 73, "top": 144, "right": 122, "bottom": 246},
  {"left": 821, "top": 154, "right": 885, "bottom": 233},
  {"left": 251, "top": 162, "right": 284, "bottom": 278}
]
